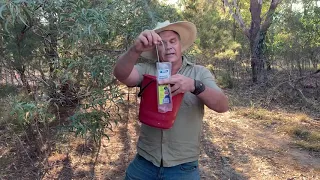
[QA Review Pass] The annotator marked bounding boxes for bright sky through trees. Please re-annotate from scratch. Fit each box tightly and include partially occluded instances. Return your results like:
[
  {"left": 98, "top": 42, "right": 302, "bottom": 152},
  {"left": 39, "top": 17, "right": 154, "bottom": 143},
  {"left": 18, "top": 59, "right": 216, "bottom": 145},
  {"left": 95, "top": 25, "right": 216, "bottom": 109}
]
[{"left": 159, "top": 0, "right": 179, "bottom": 5}]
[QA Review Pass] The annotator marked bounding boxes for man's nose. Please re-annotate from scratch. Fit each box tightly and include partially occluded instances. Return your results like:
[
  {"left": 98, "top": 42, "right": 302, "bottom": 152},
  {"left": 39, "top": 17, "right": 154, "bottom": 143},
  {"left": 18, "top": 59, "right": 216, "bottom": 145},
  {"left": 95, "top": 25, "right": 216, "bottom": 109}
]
[
  {"left": 159, "top": 41, "right": 173, "bottom": 51},
  {"left": 165, "top": 43, "right": 173, "bottom": 50}
]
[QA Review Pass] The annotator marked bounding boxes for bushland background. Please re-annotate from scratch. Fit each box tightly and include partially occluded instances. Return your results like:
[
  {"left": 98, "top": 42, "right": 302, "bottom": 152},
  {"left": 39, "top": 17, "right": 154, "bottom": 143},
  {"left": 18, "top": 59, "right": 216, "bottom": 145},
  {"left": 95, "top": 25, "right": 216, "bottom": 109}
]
[{"left": 0, "top": 0, "right": 319, "bottom": 179}]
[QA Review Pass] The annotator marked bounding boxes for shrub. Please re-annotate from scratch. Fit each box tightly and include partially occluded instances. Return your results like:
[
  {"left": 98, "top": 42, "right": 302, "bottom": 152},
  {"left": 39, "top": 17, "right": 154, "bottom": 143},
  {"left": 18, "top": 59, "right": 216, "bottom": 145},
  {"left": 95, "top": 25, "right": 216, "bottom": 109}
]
[{"left": 217, "top": 72, "right": 233, "bottom": 89}]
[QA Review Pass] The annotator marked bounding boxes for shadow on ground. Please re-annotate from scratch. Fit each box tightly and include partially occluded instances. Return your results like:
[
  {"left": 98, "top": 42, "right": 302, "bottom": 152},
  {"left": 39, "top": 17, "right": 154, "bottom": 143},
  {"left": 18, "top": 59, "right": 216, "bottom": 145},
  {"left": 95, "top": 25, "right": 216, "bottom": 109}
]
[{"left": 199, "top": 121, "right": 247, "bottom": 180}]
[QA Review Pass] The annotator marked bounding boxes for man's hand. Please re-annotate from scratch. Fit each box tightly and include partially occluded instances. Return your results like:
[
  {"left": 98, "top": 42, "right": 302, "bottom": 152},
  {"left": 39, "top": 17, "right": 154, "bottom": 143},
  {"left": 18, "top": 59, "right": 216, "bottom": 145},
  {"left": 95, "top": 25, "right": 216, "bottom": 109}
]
[
  {"left": 133, "top": 30, "right": 162, "bottom": 53},
  {"left": 159, "top": 74, "right": 195, "bottom": 96}
]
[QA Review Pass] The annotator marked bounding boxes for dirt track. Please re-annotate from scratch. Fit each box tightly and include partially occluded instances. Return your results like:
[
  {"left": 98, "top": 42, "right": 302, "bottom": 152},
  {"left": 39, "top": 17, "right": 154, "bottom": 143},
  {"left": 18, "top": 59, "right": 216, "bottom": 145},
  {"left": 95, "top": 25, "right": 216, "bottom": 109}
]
[
  {"left": 41, "top": 106, "right": 320, "bottom": 180},
  {"left": 1, "top": 89, "right": 320, "bottom": 180}
]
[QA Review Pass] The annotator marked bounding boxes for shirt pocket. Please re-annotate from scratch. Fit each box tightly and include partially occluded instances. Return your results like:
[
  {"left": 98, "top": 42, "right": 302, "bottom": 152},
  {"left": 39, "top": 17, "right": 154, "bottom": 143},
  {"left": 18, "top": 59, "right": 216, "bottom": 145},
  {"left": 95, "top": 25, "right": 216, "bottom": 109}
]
[
  {"left": 181, "top": 92, "right": 200, "bottom": 107},
  {"left": 180, "top": 161, "right": 199, "bottom": 172}
]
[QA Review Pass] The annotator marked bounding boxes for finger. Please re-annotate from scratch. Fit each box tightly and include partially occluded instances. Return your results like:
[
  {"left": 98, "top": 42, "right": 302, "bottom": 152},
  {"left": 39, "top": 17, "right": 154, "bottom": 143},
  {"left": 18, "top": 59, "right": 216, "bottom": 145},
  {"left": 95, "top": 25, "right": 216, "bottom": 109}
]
[
  {"left": 139, "top": 35, "right": 148, "bottom": 46},
  {"left": 152, "top": 31, "right": 162, "bottom": 44},
  {"left": 159, "top": 79, "right": 176, "bottom": 85},
  {"left": 170, "top": 84, "right": 179, "bottom": 93},
  {"left": 158, "top": 79, "right": 169, "bottom": 85},
  {"left": 170, "top": 74, "right": 183, "bottom": 79},
  {"left": 145, "top": 31, "right": 153, "bottom": 46},
  {"left": 171, "top": 88, "right": 182, "bottom": 96},
  {"left": 159, "top": 76, "right": 181, "bottom": 84},
  {"left": 141, "top": 31, "right": 152, "bottom": 46}
]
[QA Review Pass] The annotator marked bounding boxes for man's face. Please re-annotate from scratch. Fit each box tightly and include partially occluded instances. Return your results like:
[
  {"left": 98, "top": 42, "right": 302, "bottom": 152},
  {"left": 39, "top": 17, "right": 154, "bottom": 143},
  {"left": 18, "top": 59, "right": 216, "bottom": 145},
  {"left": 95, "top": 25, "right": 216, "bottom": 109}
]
[{"left": 157, "top": 30, "right": 182, "bottom": 63}]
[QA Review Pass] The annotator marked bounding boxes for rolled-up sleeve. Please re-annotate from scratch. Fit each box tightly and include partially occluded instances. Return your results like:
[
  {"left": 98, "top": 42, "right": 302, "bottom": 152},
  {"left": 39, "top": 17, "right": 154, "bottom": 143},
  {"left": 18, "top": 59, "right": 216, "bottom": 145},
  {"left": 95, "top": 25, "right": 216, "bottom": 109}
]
[
  {"left": 134, "top": 63, "right": 150, "bottom": 87},
  {"left": 200, "top": 67, "right": 222, "bottom": 92}
]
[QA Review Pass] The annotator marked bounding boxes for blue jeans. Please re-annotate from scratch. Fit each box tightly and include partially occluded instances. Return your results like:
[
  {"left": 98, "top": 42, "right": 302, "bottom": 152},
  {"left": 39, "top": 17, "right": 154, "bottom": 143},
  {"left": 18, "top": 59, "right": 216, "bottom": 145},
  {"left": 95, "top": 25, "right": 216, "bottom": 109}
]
[{"left": 124, "top": 154, "right": 200, "bottom": 180}]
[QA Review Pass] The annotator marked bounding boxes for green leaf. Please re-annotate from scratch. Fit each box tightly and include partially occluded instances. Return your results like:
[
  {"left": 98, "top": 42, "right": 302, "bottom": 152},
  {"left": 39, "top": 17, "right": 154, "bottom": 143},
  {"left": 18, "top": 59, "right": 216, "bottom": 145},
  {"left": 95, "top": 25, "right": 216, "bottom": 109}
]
[
  {"left": 0, "top": 4, "right": 6, "bottom": 19},
  {"left": 22, "top": 6, "right": 31, "bottom": 25},
  {"left": 88, "top": 24, "right": 92, "bottom": 35},
  {"left": 81, "top": 8, "right": 86, "bottom": 16},
  {"left": 9, "top": 3, "right": 15, "bottom": 24},
  {"left": 18, "top": 15, "right": 28, "bottom": 26},
  {"left": 102, "top": 133, "right": 110, "bottom": 140},
  {"left": 13, "top": 0, "right": 27, "bottom": 3},
  {"left": 4, "top": 20, "right": 9, "bottom": 32}
]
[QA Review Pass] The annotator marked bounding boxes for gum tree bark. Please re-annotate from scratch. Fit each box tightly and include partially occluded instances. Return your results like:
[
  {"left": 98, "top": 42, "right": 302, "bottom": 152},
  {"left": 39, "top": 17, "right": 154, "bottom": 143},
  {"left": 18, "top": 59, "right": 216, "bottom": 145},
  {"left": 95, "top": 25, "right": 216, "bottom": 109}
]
[{"left": 223, "top": 0, "right": 281, "bottom": 83}]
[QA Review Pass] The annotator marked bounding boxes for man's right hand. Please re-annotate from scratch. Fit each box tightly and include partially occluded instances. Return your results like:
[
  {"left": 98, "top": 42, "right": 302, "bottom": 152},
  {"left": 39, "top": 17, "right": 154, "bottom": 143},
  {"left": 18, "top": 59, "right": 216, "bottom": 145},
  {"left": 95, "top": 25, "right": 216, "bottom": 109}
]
[
  {"left": 114, "top": 30, "right": 162, "bottom": 87},
  {"left": 133, "top": 30, "right": 162, "bottom": 53}
]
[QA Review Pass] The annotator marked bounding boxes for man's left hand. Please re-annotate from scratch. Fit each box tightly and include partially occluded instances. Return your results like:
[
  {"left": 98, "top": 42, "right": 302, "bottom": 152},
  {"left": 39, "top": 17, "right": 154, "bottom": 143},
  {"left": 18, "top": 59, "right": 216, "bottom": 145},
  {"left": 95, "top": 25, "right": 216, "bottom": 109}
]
[{"left": 158, "top": 74, "right": 195, "bottom": 96}]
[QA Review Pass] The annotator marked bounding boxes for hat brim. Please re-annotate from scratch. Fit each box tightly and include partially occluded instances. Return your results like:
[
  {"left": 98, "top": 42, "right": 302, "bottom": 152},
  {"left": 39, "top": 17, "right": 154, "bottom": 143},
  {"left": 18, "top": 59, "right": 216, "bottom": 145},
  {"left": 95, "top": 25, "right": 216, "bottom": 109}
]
[{"left": 140, "top": 21, "right": 197, "bottom": 60}]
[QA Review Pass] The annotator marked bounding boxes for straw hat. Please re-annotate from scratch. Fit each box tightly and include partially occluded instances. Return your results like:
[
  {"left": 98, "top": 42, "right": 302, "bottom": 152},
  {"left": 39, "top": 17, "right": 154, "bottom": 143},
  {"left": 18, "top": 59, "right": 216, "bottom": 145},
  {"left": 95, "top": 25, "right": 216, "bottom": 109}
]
[{"left": 140, "top": 20, "right": 197, "bottom": 60}]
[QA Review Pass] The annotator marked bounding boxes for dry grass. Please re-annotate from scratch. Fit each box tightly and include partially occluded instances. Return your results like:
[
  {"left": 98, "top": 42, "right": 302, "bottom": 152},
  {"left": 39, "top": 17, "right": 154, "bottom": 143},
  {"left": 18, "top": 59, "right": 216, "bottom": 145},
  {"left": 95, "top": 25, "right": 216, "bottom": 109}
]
[
  {"left": 234, "top": 108, "right": 284, "bottom": 121},
  {"left": 295, "top": 141, "right": 320, "bottom": 152},
  {"left": 285, "top": 126, "right": 320, "bottom": 152},
  {"left": 234, "top": 106, "right": 320, "bottom": 152},
  {"left": 204, "top": 109, "right": 320, "bottom": 179},
  {"left": 296, "top": 113, "right": 312, "bottom": 121}
]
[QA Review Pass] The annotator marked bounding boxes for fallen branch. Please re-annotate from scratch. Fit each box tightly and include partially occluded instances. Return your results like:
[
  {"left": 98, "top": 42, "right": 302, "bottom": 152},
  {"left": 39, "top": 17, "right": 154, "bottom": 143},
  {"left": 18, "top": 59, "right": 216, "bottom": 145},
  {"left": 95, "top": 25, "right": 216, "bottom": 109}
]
[
  {"left": 287, "top": 81, "right": 316, "bottom": 106},
  {"left": 295, "top": 69, "right": 320, "bottom": 84},
  {"left": 265, "top": 71, "right": 319, "bottom": 107}
]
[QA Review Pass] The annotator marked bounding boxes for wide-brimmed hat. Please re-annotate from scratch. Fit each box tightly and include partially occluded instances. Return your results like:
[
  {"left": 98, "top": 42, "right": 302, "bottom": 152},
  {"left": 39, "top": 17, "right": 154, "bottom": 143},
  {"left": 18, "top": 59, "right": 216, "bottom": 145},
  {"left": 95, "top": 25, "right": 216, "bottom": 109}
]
[{"left": 140, "top": 20, "right": 197, "bottom": 60}]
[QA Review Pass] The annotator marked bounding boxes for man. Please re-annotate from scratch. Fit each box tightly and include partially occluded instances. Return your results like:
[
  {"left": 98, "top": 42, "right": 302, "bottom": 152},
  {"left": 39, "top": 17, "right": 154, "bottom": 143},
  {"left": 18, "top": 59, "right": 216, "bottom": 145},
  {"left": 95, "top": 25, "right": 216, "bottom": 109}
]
[{"left": 113, "top": 20, "right": 228, "bottom": 180}]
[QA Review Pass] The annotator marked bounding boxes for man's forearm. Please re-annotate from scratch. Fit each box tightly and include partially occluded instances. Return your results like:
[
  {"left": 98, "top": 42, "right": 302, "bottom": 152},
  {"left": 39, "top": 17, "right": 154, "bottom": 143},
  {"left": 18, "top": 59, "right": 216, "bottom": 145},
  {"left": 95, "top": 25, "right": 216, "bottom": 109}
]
[
  {"left": 114, "top": 46, "right": 141, "bottom": 81},
  {"left": 197, "top": 86, "right": 228, "bottom": 113}
]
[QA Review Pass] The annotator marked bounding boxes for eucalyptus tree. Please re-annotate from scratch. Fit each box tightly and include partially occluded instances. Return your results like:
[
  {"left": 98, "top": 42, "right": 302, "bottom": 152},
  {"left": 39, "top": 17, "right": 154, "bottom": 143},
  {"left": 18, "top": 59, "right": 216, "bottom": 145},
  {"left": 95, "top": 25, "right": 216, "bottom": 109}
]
[
  {"left": 223, "top": 0, "right": 281, "bottom": 83},
  {"left": 0, "top": 0, "right": 180, "bottom": 142}
]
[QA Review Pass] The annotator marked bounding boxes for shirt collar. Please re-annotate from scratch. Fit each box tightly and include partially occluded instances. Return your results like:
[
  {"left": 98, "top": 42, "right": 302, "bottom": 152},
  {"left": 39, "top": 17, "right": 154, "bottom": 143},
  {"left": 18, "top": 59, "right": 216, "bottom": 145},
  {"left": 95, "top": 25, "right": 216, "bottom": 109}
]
[
  {"left": 182, "top": 56, "right": 194, "bottom": 67},
  {"left": 152, "top": 55, "right": 193, "bottom": 72},
  {"left": 153, "top": 56, "right": 193, "bottom": 65},
  {"left": 177, "top": 56, "right": 193, "bottom": 74}
]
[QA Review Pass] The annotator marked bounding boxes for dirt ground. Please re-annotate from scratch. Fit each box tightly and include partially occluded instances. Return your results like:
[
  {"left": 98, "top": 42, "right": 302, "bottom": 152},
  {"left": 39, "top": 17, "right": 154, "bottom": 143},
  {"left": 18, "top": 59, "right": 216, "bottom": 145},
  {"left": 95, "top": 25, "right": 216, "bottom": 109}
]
[
  {"left": 44, "top": 98, "right": 320, "bottom": 180},
  {"left": 1, "top": 88, "right": 320, "bottom": 180}
]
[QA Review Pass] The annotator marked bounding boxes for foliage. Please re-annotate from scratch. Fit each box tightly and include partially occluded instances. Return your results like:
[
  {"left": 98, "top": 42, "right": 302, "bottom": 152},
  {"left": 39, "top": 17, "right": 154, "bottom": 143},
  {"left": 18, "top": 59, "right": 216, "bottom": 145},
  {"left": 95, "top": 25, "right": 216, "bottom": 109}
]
[
  {"left": 65, "top": 83, "right": 124, "bottom": 143},
  {"left": 181, "top": 0, "right": 241, "bottom": 62},
  {"left": 0, "top": 0, "right": 319, "bottom": 179},
  {"left": 0, "top": 0, "right": 180, "bottom": 145},
  {"left": 0, "top": 84, "right": 18, "bottom": 97},
  {"left": 216, "top": 71, "right": 234, "bottom": 89},
  {"left": 10, "top": 97, "right": 55, "bottom": 127},
  {"left": 269, "top": 0, "right": 320, "bottom": 72},
  {"left": 0, "top": 0, "right": 319, "bottom": 147}
]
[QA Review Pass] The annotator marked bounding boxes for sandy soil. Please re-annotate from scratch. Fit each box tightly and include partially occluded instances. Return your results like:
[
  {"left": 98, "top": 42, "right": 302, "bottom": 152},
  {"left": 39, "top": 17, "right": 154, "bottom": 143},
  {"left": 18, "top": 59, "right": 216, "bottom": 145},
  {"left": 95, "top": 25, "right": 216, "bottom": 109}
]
[{"left": 1, "top": 90, "right": 319, "bottom": 180}]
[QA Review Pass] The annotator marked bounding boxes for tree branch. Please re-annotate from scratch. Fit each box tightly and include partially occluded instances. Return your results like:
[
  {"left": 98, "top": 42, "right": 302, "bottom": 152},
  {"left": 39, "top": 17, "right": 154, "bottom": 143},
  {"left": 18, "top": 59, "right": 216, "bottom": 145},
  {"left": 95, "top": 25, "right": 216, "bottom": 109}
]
[
  {"left": 260, "top": 0, "right": 281, "bottom": 32},
  {"left": 223, "top": 0, "right": 250, "bottom": 38},
  {"left": 266, "top": 70, "right": 319, "bottom": 107}
]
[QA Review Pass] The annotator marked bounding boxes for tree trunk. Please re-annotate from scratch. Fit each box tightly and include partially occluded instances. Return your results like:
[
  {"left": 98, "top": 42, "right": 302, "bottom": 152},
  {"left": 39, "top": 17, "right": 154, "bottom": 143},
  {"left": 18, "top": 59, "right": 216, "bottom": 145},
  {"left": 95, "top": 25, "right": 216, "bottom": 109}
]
[
  {"left": 297, "top": 58, "right": 302, "bottom": 77},
  {"left": 17, "top": 68, "right": 31, "bottom": 93},
  {"left": 265, "top": 30, "right": 273, "bottom": 71},
  {"left": 310, "top": 51, "right": 318, "bottom": 70},
  {"left": 250, "top": 33, "right": 266, "bottom": 83},
  {"left": 46, "top": 14, "right": 59, "bottom": 78},
  {"left": 224, "top": 0, "right": 281, "bottom": 83},
  {"left": 5, "top": 69, "right": 8, "bottom": 85},
  {"left": 249, "top": 0, "right": 264, "bottom": 83},
  {"left": 266, "top": 60, "right": 272, "bottom": 71}
]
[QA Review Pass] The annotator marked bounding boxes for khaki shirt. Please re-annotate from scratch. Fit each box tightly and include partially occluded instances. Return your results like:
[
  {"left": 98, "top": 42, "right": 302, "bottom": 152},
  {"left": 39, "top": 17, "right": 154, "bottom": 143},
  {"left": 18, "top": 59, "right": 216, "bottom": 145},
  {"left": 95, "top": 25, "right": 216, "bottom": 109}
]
[{"left": 134, "top": 56, "right": 221, "bottom": 167}]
